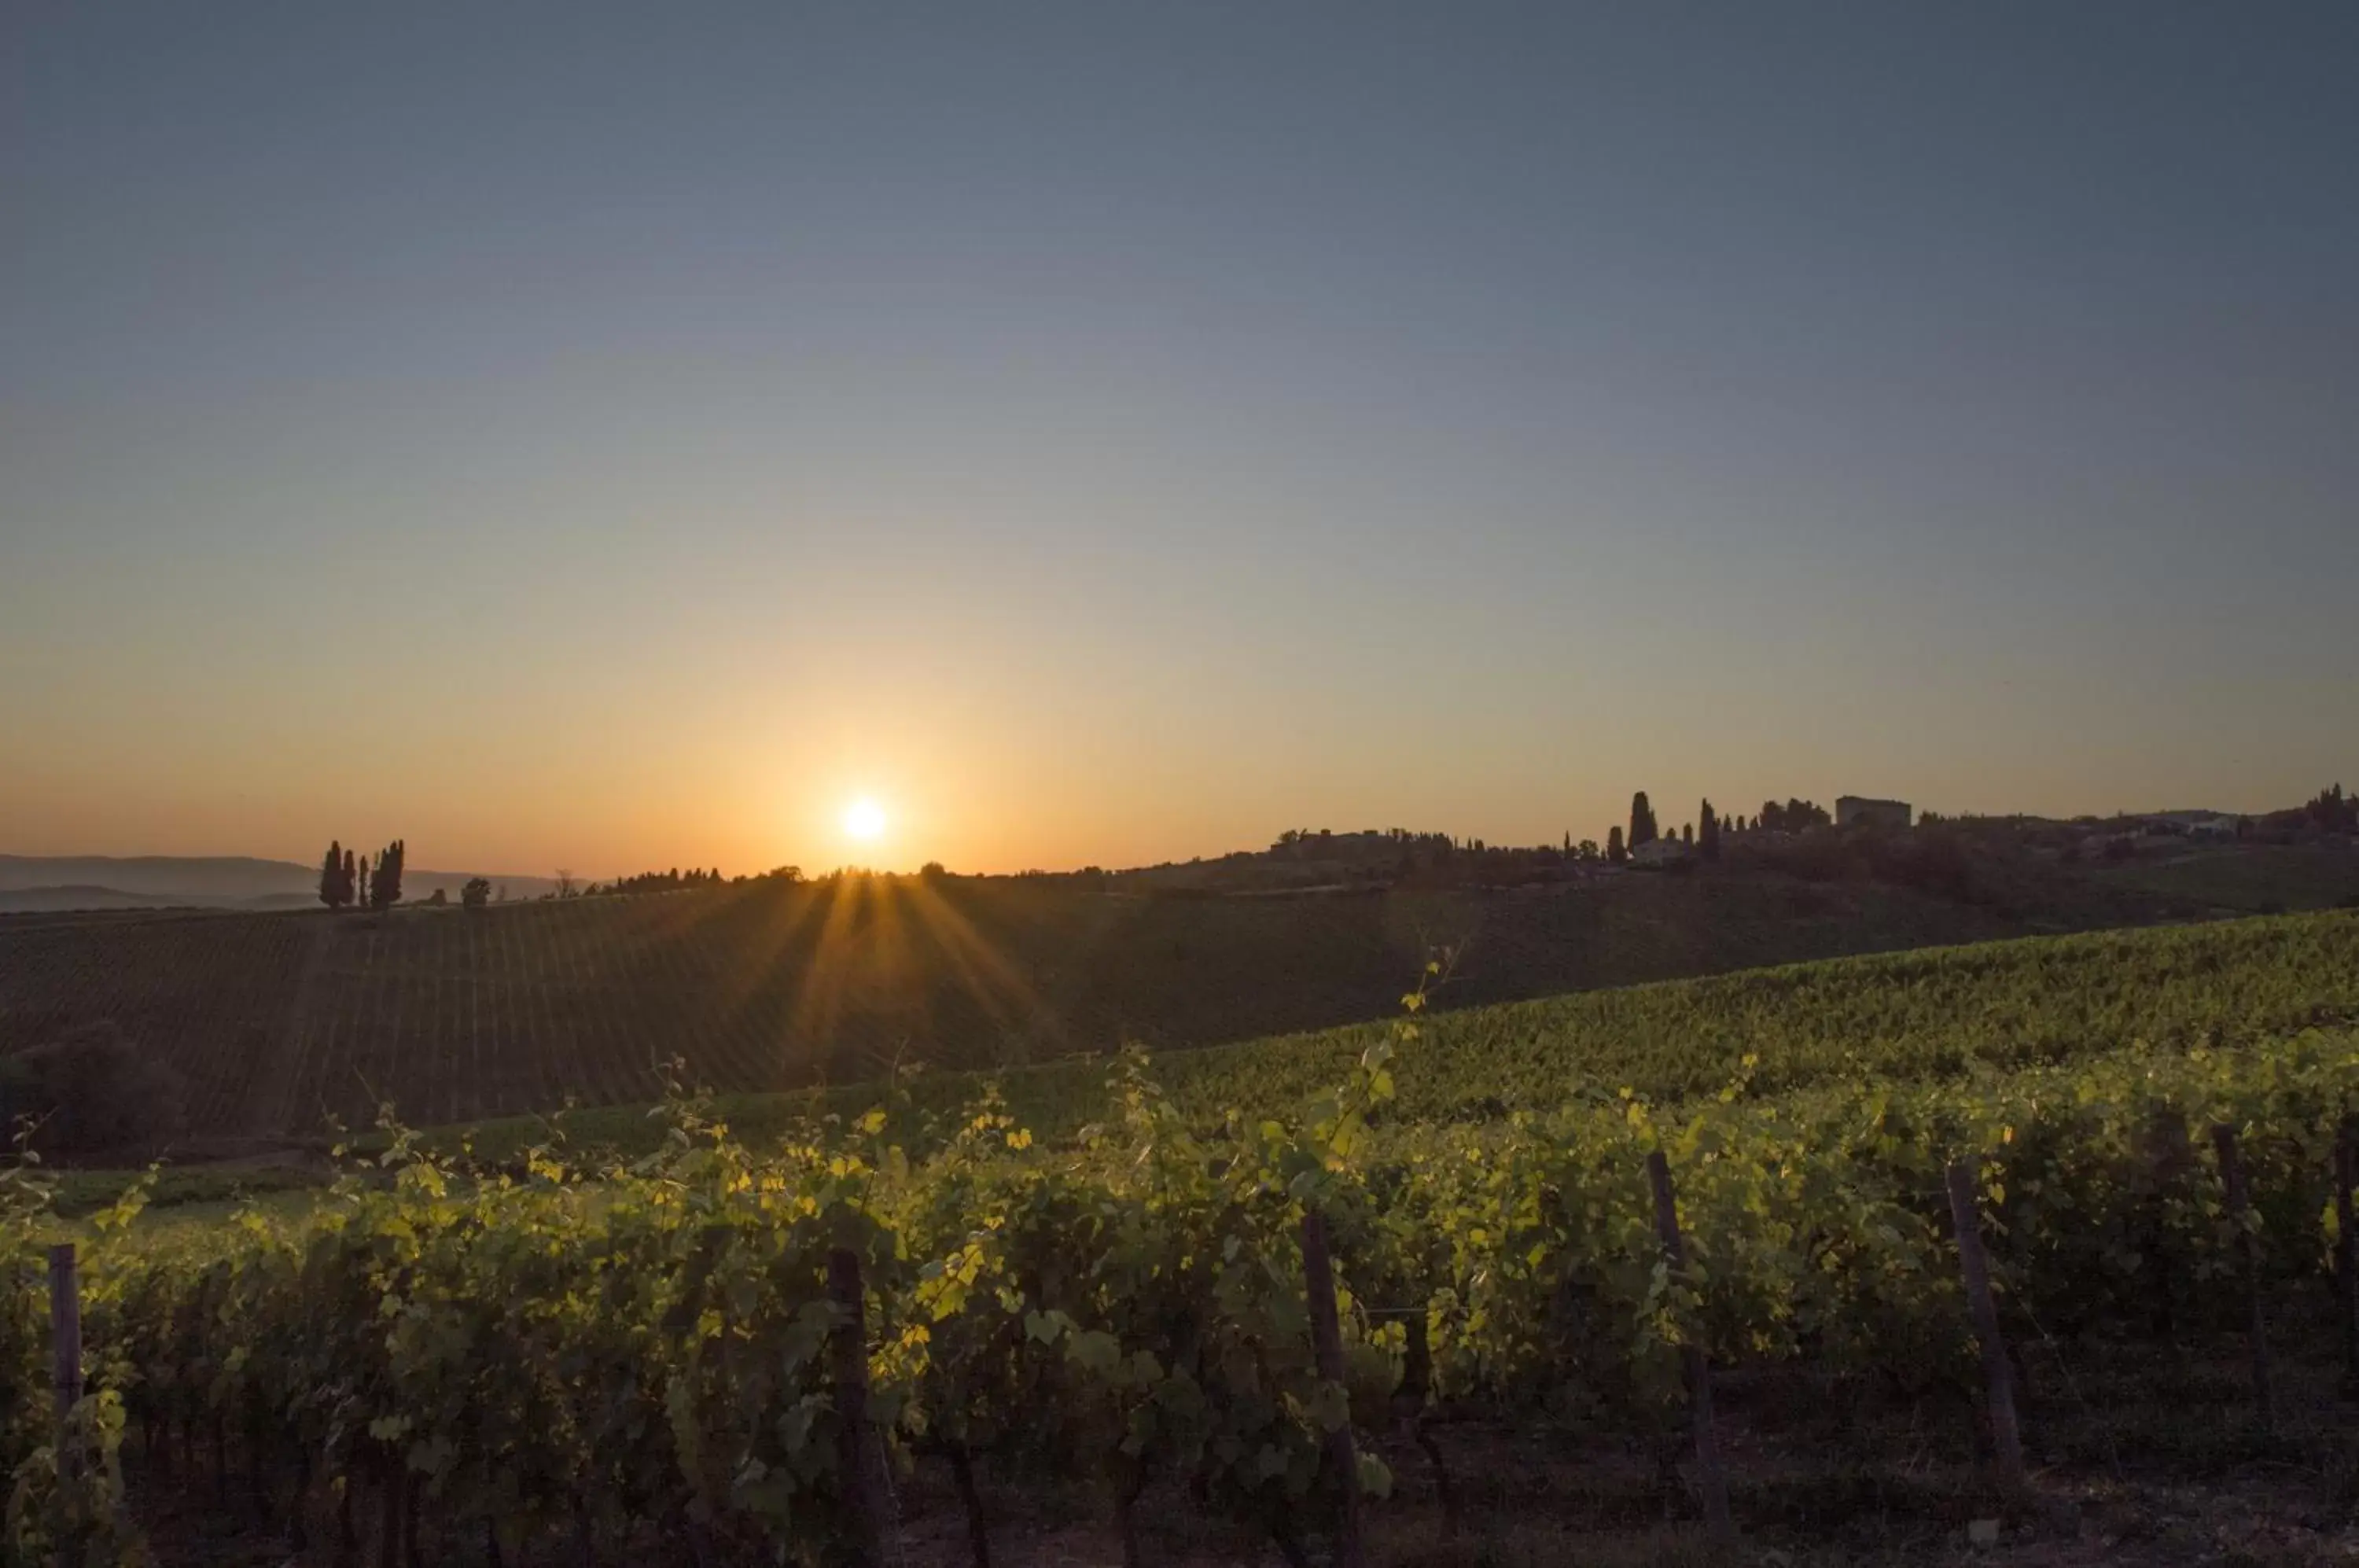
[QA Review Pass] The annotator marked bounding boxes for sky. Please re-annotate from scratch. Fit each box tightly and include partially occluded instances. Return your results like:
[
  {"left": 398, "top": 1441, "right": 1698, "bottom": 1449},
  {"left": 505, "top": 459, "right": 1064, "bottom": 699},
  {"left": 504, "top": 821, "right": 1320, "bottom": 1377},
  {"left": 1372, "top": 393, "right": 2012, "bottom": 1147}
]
[{"left": 3, "top": 2, "right": 2355, "bottom": 877}]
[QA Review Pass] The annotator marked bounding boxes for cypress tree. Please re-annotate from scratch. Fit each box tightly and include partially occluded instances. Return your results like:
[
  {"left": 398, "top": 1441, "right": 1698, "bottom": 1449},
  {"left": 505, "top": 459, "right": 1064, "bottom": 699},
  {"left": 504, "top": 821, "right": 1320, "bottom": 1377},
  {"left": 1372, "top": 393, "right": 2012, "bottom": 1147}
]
[
  {"left": 373, "top": 839, "right": 405, "bottom": 911},
  {"left": 1607, "top": 825, "right": 1627, "bottom": 863},
  {"left": 319, "top": 841, "right": 344, "bottom": 908},
  {"left": 1630, "top": 792, "right": 1658, "bottom": 848}
]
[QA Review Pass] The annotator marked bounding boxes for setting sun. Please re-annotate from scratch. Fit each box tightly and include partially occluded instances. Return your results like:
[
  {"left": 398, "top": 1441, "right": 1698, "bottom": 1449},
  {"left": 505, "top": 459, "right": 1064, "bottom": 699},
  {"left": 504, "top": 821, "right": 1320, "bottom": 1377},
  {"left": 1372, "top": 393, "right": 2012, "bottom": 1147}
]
[{"left": 841, "top": 797, "right": 889, "bottom": 842}]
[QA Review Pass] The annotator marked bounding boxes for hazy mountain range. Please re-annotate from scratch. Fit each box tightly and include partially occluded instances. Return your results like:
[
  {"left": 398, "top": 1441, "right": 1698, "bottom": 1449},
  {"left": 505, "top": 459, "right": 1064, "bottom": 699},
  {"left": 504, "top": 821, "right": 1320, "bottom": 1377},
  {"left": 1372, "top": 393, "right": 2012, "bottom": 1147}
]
[{"left": 0, "top": 856, "right": 566, "bottom": 914}]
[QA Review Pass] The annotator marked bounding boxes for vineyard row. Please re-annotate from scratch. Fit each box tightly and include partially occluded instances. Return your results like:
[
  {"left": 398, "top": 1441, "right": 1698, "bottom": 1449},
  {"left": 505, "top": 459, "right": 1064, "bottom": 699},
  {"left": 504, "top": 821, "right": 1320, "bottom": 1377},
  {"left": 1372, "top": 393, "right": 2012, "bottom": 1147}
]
[{"left": 6, "top": 1021, "right": 2357, "bottom": 1564}]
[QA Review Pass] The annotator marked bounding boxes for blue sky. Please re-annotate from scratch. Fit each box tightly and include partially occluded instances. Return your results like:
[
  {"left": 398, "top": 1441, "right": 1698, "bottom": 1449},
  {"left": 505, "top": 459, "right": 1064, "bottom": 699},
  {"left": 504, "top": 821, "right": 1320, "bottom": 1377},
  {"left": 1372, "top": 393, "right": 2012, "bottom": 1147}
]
[{"left": 4, "top": 3, "right": 2353, "bottom": 872}]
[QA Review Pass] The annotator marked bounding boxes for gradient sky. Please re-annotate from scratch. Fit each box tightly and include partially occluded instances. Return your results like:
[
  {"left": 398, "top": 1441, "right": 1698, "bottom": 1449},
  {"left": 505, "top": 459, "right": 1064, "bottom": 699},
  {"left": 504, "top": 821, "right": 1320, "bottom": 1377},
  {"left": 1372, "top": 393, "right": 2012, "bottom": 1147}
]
[{"left": 4, "top": 3, "right": 2355, "bottom": 877}]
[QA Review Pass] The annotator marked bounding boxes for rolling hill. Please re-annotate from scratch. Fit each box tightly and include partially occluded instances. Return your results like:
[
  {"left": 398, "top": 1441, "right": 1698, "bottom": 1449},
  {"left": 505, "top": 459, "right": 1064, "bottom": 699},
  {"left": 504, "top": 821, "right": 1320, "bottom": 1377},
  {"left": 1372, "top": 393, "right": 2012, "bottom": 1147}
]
[
  {"left": 459, "top": 906, "right": 2359, "bottom": 1162},
  {"left": 0, "top": 855, "right": 565, "bottom": 914},
  {"left": 0, "top": 853, "right": 2255, "bottom": 1150}
]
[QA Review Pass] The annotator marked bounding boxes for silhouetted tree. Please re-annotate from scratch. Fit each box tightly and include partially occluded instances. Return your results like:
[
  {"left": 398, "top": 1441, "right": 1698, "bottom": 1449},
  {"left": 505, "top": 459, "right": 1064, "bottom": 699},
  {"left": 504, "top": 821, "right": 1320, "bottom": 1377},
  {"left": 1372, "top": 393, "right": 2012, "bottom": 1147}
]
[
  {"left": 461, "top": 877, "right": 491, "bottom": 909},
  {"left": 1698, "top": 801, "right": 1721, "bottom": 860},
  {"left": 1681, "top": 822, "right": 1694, "bottom": 846},
  {"left": 318, "top": 840, "right": 349, "bottom": 908},
  {"left": 1629, "top": 792, "right": 1658, "bottom": 848},
  {"left": 554, "top": 868, "right": 576, "bottom": 898},
  {"left": 1607, "top": 825, "right": 1627, "bottom": 864},
  {"left": 602, "top": 864, "right": 740, "bottom": 896},
  {"left": 355, "top": 854, "right": 370, "bottom": 910},
  {"left": 1758, "top": 797, "right": 1831, "bottom": 833},
  {"left": 370, "top": 839, "right": 405, "bottom": 911}
]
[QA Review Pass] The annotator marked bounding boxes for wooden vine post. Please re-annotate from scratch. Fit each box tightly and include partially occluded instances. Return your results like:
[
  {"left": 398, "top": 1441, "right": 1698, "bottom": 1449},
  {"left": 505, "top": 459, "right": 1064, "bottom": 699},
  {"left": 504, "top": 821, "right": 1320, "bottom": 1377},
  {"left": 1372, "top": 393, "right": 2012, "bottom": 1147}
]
[
  {"left": 2211, "top": 1124, "right": 2274, "bottom": 1434},
  {"left": 1300, "top": 1207, "right": 1367, "bottom": 1568},
  {"left": 50, "top": 1244, "right": 83, "bottom": 1473},
  {"left": 376, "top": 1448, "right": 404, "bottom": 1568},
  {"left": 1943, "top": 1161, "right": 2025, "bottom": 1488},
  {"left": 2335, "top": 1117, "right": 2357, "bottom": 1395},
  {"left": 1396, "top": 1312, "right": 1459, "bottom": 1538},
  {"left": 944, "top": 1441, "right": 992, "bottom": 1568},
  {"left": 1644, "top": 1151, "right": 1734, "bottom": 1545},
  {"left": 827, "top": 1247, "right": 887, "bottom": 1568}
]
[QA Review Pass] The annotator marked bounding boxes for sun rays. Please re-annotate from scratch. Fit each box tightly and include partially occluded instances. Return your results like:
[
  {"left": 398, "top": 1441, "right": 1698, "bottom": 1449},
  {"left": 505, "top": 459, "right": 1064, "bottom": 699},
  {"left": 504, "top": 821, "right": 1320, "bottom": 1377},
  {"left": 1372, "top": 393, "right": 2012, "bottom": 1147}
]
[{"left": 709, "top": 872, "right": 1047, "bottom": 1089}]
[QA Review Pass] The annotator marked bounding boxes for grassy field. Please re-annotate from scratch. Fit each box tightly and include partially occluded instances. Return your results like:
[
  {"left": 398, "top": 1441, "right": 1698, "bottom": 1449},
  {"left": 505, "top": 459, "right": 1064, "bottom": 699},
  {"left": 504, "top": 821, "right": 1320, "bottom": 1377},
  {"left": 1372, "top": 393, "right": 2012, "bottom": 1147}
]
[{"left": 1, "top": 859, "right": 2197, "bottom": 1145}]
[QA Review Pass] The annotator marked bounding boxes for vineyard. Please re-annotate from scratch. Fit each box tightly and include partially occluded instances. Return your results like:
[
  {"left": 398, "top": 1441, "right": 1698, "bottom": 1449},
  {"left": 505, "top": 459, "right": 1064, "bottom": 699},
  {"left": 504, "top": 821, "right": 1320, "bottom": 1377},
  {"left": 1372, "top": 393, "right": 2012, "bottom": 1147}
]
[
  {"left": 479, "top": 910, "right": 2359, "bottom": 1163},
  {"left": 0, "top": 867, "right": 2185, "bottom": 1146},
  {"left": 0, "top": 914, "right": 318, "bottom": 1138},
  {"left": 6, "top": 918, "right": 2359, "bottom": 1562}
]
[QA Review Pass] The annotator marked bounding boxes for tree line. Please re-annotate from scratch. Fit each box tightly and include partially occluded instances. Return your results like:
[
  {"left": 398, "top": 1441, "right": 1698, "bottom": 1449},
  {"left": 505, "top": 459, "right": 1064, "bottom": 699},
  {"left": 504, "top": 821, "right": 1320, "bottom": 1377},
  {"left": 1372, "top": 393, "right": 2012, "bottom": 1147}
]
[
  {"left": 305, "top": 789, "right": 1896, "bottom": 918},
  {"left": 1597, "top": 792, "right": 1832, "bottom": 864},
  {"left": 315, "top": 839, "right": 406, "bottom": 911},
  {"left": 1249, "top": 792, "right": 1855, "bottom": 887},
  {"left": 317, "top": 849, "right": 748, "bottom": 915},
  {"left": 2295, "top": 782, "right": 2355, "bottom": 835},
  {"left": 581, "top": 867, "right": 726, "bottom": 897}
]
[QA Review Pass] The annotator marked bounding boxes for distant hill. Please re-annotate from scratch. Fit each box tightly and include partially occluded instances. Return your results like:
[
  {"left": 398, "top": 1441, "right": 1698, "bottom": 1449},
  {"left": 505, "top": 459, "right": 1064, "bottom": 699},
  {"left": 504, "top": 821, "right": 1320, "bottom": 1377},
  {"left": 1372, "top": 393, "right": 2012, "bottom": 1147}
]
[
  {"left": 0, "top": 855, "right": 321, "bottom": 903},
  {"left": 0, "top": 856, "right": 564, "bottom": 913},
  {"left": 0, "top": 885, "right": 186, "bottom": 915}
]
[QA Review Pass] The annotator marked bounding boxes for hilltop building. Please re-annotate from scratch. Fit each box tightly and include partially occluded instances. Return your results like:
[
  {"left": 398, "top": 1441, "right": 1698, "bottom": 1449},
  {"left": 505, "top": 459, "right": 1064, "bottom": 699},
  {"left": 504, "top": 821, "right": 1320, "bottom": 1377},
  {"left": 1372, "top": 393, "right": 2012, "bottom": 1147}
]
[{"left": 1836, "top": 796, "right": 1912, "bottom": 830}]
